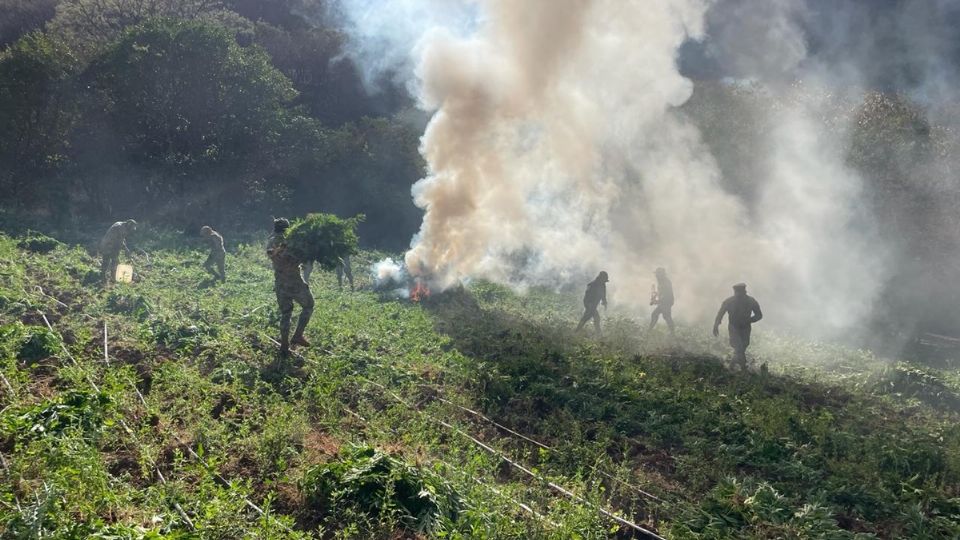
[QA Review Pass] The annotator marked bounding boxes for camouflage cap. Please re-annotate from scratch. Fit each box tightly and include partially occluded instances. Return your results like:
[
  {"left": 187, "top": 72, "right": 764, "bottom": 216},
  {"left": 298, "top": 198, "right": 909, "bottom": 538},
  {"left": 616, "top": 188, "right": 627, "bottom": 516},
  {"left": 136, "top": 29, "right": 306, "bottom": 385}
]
[
  {"left": 598, "top": 271, "right": 609, "bottom": 282},
  {"left": 273, "top": 217, "right": 290, "bottom": 233},
  {"left": 124, "top": 219, "right": 137, "bottom": 229},
  {"left": 733, "top": 282, "right": 747, "bottom": 290}
]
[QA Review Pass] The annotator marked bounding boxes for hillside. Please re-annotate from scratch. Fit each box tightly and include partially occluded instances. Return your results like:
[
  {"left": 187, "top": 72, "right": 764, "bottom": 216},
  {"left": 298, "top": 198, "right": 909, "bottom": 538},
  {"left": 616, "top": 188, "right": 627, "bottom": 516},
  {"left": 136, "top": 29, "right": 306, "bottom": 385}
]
[{"left": 1, "top": 231, "right": 959, "bottom": 538}]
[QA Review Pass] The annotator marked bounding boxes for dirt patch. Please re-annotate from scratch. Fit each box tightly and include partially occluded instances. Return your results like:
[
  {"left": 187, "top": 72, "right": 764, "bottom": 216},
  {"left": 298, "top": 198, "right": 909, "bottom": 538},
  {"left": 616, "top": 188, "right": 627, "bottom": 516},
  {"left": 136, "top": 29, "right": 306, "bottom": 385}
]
[{"left": 302, "top": 431, "right": 339, "bottom": 464}]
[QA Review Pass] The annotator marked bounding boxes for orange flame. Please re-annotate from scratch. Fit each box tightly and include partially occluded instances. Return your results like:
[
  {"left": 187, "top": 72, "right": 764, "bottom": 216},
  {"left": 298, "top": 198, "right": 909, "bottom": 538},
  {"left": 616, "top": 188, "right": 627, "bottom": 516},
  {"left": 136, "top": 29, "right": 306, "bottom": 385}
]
[{"left": 411, "top": 280, "right": 431, "bottom": 302}]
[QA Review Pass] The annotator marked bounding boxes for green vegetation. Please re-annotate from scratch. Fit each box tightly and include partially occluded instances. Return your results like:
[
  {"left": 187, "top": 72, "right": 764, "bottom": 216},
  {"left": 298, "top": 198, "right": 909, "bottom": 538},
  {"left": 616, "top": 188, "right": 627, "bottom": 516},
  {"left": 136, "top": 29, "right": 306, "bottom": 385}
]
[
  {"left": 1, "top": 231, "right": 958, "bottom": 538},
  {"left": 285, "top": 213, "right": 363, "bottom": 268}
]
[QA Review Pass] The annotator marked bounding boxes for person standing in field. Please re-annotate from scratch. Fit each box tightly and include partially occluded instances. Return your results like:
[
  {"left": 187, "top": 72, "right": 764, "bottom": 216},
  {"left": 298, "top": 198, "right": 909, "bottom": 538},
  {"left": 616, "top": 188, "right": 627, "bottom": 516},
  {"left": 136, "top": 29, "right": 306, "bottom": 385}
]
[
  {"left": 301, "top": 255, "right": 354, "bottom": 290},
  {"left": 576, "top": 271, "right": 609, "bottom": 335},
  {"left": 200, "top": 226, "right": 226, "bottom": 282},
  {"left": 713, "top": 283, "right": 763, "bottom": 370},
  {"left": 648, "top": 267, "right": 675, "bottom": 334},
  {"left": 266, "top": 218, "right": 314, "bottom": 354},
  {"left": 99, "top": 219, "right": 137, "bottom": 284}
]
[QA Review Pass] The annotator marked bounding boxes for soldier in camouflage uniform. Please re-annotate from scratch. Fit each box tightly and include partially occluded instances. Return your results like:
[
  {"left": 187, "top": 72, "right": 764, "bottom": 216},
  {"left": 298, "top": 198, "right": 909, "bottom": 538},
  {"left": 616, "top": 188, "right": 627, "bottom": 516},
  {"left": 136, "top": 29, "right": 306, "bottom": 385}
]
[
  {"left": 267, "top": 218, "right": 314, "bottom": 354},
  {"left": 200, "top": 226, "right": 226, "bottom": 282},
  {"left": 713, "top": 283, "right": 763, "bottom": 370},
  {"left": 99, "top": 219, "right": 137, "bottom": 284},
  {"left": 302, "top": 255, "right": 354, "bottom": 290}
]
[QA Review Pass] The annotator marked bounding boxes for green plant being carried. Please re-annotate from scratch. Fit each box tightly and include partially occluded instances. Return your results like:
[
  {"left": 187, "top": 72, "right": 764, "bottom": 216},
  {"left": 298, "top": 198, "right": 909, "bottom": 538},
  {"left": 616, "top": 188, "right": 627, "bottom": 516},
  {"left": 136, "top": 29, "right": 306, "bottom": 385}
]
[{"left": 283, "top": 213, "right": 363, "bottom": 268}]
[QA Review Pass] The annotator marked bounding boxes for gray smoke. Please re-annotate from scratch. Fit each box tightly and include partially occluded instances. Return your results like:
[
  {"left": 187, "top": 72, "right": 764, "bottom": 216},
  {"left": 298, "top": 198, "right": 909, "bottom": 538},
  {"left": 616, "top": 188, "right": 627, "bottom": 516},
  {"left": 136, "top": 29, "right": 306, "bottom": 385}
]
[{"left": 332, "top": 0, "right": 957, "bottom": 336}]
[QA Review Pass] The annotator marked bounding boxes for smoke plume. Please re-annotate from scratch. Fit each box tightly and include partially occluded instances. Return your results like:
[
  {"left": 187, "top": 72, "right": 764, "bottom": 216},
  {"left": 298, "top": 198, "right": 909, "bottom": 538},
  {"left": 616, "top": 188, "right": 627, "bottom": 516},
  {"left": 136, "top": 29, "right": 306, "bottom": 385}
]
[{"left": 331, "top": 0, "right": 936, "bottom": 335}]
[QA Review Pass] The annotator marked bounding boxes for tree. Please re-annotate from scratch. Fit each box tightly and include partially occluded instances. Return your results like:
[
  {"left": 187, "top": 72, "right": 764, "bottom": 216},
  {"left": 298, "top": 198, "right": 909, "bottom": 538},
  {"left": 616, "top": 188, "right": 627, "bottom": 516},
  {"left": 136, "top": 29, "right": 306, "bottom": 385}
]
[
  {"left": 0, "top": 0, "right": 60, "bottom": 49},
  {"left": 0, "top": 32, "right": 80, "bottom": 208},
  {"left": 49, "top": 0, "right": 228, "bottom": 56},
  {"left": 76, "top": 18, "right": 298, "bottom": 220}
]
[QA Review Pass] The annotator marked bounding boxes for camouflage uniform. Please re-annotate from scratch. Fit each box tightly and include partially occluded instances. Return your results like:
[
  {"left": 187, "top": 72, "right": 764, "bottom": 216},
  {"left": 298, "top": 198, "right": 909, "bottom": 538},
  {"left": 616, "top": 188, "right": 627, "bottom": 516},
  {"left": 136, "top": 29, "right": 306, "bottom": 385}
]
[
  {"left": 267, "top": 233, "right": 314, "bottom": 352},
  {"left": 576, "top": 271, "right": 609, "bottom": 334},
  {"left": 649, "top": 269, "right": 675, "bottom": 333},
  {"left": 201, "top": 226, "right": 226, "bottom": 281},
  {"left": 713, "top": 284, "right": 763, "bottom": 369},
  {"left": 100, "top": 220, "right": 136, "bottom": 283},
  {"left": 301, "top": 255, "right": 354, "bottom": 290}
]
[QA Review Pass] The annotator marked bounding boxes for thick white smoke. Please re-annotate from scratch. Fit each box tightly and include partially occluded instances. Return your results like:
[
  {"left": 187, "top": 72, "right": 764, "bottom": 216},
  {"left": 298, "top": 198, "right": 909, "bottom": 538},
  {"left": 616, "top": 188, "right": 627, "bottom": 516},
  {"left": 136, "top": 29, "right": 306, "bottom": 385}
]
[{"left": 335, "top": 0, "right": 888, "bottom": 334}]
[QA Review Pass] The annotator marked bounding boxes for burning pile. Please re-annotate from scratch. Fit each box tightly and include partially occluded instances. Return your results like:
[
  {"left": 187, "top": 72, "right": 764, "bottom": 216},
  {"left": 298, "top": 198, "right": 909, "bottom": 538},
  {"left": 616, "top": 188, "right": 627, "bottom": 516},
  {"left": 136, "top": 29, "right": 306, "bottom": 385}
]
[{"left": 371, "top": 258, "right": 431, "bottom": 302}]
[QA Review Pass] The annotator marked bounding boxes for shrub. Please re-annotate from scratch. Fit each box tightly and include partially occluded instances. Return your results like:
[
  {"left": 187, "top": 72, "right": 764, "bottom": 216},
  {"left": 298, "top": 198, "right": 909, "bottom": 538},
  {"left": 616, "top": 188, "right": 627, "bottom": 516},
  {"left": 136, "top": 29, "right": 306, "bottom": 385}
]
[
  {"left": 17, "top": 231, "right": 63, "bottom": 253},
  {"left": 17, "top": 324, "right": 62, "bottom": 364},
  {"left": 3, "top": 391, "right": 113, "bottom": 445},
  {"left": 300, "top": 444, "right": 460, "bottom": 534}
]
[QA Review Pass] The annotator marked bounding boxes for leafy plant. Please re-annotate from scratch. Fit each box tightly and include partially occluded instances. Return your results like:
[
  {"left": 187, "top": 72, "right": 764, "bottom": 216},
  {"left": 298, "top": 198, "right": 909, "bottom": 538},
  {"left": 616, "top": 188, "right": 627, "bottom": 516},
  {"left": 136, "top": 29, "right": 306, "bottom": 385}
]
[
  {"left": 16, "top": 323, "right": 61, "bottom": 364},
  {"left": 16, "top": 231, "right": 63, "bottom": 253},
  {"left": 284, "top": 212, "right": 363, "bottom": 269},
  {"left": 300, "top": 444, "right": 461, "bottom": 534},
  {"left": 3, "top": 391, "right": 113, "bottom": 445}
]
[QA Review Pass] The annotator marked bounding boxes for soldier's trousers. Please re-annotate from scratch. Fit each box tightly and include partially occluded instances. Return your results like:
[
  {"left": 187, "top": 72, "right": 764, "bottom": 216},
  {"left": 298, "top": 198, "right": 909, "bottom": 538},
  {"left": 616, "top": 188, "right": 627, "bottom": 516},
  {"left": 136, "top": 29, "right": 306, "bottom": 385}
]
[
  {"left": 102, "top": 250, "right": 120, "bottom": 283},
  {"left": 729, "top": 324, "right": 751, "bottom": 368},
  {"left": 276, "top": 281, "right": 315, "bottom": 344},
  {"left": 204, "top": 251, "right": 226, "bottom": 281},
  {"left": 649, "top": 305, "right": 674, "bottom": 332},
  {"left": 576, "top": 304, "right": 602, "bottom": 333},
  {"left": 336, "top": 256, "right": 354, "bottom": 290},
  {"left": 301, "top": 258, "right": 354, "bottom": 290}
]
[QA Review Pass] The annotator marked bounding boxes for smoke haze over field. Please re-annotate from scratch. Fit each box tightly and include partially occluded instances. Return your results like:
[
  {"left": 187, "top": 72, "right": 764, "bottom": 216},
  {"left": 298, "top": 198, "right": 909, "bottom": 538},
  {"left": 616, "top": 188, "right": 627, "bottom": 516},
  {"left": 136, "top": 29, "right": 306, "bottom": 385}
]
[{"left": 331, "top": 0, "right": 960, "bottom": 336}]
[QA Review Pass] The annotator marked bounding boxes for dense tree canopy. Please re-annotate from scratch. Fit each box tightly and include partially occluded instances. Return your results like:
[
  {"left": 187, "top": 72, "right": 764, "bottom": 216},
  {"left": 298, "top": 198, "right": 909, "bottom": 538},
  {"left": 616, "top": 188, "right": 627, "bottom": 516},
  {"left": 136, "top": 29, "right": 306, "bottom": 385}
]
[{"left": 0, "top": 2, "right": 423, "bottom": 247}]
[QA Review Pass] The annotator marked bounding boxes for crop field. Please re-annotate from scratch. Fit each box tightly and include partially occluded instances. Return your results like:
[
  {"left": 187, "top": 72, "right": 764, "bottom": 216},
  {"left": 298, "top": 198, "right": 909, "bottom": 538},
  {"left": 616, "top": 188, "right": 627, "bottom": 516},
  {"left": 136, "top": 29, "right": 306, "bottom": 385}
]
[{"left": 2, "top": 231, "right": 959, "bottom": 538}]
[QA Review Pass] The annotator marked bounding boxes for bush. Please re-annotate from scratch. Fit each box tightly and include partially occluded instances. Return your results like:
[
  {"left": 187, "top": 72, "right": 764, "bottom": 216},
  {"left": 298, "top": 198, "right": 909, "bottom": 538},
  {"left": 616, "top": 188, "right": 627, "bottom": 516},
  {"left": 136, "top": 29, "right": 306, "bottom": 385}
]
[
  {"left": 2, "top": 391, "right": 113, "bottom": 445},
  {"left": 300, "top": 444, "right": 460, "bottom": 534},
  {"left": 17, "top": 231, "right": 63, "bottom": 253},
  {"left": 284, "top": 212, "right": 363, "bottom": 269},
  {"left": 17, "top": 324, "right": 62, "bottom": 364}
]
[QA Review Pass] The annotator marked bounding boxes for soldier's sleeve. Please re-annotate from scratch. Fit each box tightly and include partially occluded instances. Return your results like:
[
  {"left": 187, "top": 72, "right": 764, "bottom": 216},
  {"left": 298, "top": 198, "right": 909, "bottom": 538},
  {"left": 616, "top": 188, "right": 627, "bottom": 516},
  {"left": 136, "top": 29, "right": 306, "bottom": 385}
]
[
  {"left": 601, "top": 285, "right": 607, "bottom": 306},
  {"left": 714, "top": 300, "right": 728, "bottom": 327},
  {"left": 751, "top": 299, "right": 763, "bottom": 323}
]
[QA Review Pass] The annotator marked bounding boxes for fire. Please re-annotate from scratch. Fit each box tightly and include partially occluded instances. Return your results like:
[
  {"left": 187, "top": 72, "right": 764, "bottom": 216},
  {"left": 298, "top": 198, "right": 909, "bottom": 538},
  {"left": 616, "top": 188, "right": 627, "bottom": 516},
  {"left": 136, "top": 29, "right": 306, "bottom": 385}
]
[{"left": 410, "top": 279, "right": 431, "bottom": 302}]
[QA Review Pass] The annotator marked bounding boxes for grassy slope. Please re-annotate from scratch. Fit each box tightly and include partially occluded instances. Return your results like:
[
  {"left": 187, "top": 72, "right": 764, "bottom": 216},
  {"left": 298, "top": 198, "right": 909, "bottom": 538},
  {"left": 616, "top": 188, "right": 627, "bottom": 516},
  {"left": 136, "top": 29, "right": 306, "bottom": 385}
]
[{"left": 1, "top": 232, "right": 958, "bottom": 539}]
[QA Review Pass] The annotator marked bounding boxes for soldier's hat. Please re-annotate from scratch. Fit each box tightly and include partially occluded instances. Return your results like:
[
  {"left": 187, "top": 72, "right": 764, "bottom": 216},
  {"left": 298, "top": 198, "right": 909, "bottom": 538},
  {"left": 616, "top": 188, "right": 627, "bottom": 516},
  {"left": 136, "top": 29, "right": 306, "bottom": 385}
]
[
  {"left": 655, "top": 267, "right": 666, "bottom": 275},
  {"left": 598, "top": 271, "right": 609, "bottom": 282},
  {"left": 124, "top": 219, "right": 137, "bottom": 229},
  {"left": 733, "top": 282, "right": 747, "bottom": 290},
  {"left": 273, "top": 217, "right": 290, "bottom": 233},
  {"left": 200, "top": 225, "right": 212, "bottom": 234}
]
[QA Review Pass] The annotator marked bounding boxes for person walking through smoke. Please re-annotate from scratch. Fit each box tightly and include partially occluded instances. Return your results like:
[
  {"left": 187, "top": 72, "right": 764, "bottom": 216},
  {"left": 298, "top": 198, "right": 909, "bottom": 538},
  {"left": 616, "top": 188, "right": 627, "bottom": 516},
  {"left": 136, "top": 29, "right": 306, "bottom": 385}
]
[
  {"left": 713, "top": 283, "right": 763, "bottom": 370},
  {"left": 267, "top": 218, "right": 314, "bottom": 355},
  {"left": 576, "top": 271, "right": 609, "bottom": 335},
  {"left": 301, "top": 255, "right": 354, "bottom": 290},
  {"left": 99, "top": 219, "right": 137, "bottom": 284},
  {"left": 200, "top": 226, "right": 226, "bottom": 282},
  {"left": 648, "top": 267, "right": 675, "bottom": 334}
]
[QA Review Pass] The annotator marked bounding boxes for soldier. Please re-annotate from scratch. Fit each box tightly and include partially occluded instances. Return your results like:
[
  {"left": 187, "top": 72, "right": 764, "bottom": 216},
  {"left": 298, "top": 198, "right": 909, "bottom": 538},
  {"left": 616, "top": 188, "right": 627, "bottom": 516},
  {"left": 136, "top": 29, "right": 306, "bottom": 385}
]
[
  {"left": 99, "top": 219, "right": 137, "bottom": 284},
  {"left": 336, "top": 255, "right": 354, "bottom": 291},
  {"left": 200, "top": 226, "right": 226, "bottom": 282},
  {"left": 649, "top": 267, "right": 675, "bottom": 334},
  {"left": 713, "top": 283, "right": 763, "bottom": 370},
  {"left": 576, "top": 271, "right": 609, "bottom": 335},
  {"left": 267, "top": 218, "right": 314, "bottom": 354},
  {"left": 302, "top": 255, "right": 355, "bottom": 290}
]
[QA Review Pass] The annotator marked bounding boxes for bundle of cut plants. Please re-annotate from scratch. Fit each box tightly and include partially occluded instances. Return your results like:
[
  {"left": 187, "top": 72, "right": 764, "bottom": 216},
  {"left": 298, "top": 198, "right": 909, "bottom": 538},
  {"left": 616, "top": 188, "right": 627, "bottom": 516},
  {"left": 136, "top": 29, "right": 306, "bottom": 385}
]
[{"left": 283, "top": 212, "right": 363, "bottom": 268}]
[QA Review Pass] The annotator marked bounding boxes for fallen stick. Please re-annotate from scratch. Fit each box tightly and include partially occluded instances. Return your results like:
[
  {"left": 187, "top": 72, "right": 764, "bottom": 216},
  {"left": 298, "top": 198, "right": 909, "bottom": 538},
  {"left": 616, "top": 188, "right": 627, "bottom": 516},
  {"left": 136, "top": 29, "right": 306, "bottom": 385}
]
[{"left": 103, "top": 321, "right": 110, "bottom": 366}]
